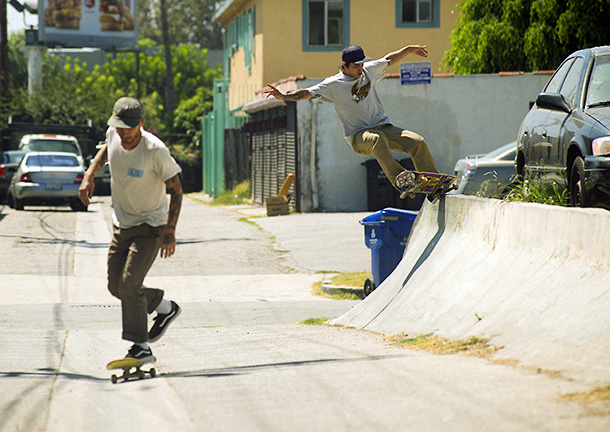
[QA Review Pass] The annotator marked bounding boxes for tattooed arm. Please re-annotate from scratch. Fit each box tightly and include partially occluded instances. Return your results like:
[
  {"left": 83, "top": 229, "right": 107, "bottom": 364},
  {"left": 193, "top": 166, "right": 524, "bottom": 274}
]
[
  {"left": 264, "top": 84, "right": 313, "bottom": 101},
  {"left": 79, "top": 144, "right": 108, "bottom": 206},
  {"left": 160, "top": 173, "right": 183, "bottom": 259}
]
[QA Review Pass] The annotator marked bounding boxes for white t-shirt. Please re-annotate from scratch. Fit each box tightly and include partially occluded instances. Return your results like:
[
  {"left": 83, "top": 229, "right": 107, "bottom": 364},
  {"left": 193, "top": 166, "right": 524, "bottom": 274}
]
[
  {"left": 106, "top": 126, "right": 182, "bottom": 229},
  {"left": 307, "top": 58, "right": 391, "bottom": 143}
]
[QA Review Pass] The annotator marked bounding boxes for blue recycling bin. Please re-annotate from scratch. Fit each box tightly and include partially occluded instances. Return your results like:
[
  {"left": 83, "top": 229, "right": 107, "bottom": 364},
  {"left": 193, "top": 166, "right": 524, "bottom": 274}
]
[{"left": 360, "top": 208, "right": 418, "bottom": 296}]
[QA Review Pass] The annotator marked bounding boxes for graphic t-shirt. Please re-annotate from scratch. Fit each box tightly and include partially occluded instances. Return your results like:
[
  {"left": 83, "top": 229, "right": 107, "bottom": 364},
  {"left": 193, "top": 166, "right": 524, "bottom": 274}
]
[
  {"left": 106, "top": 126, "right": 182, "bottom": 229},
  {"left": 307, "top": 58, "right": 390, "bottom": 143}
]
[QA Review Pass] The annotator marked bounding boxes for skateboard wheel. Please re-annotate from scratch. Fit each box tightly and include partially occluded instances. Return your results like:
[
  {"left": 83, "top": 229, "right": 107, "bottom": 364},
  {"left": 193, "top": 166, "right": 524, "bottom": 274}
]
[
  {"left": 150, "top": 368, "right": 157, "bottom": 378},
  {"left": 137, "top": 369, "right": 145, "bottom": 379},
  {"left": 111, "top": 374, "right": 118, "bottom": 384}
]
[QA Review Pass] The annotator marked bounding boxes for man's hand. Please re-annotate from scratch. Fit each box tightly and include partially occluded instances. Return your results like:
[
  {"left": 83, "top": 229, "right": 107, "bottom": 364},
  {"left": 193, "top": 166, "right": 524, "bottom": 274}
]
[
  {"left": 411, "top": 45, "right": 428, "bottom": 58},
  {"left": 79, "top": 175, "right": 95, "bottom": 206},
  {"left": 160, "top": 173, "right": 182, "bottom": 259},
  {"left": 265, "top": 84, "right": 284, "bottom": 100},
  {"left": 160, "top": 228, "right": 176, "bottom": 258}
]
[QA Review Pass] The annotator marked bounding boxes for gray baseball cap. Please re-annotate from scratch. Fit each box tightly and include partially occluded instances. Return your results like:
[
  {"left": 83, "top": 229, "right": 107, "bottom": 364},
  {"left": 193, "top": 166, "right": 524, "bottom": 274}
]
[{"left": 107, "top": 97, "right": 144, "bottom": 128}]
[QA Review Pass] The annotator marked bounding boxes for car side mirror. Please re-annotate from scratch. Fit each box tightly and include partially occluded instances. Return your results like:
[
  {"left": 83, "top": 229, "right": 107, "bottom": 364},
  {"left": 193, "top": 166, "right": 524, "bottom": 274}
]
[{"left": 535, "top": 92, "right": 571, "bottom": 113}]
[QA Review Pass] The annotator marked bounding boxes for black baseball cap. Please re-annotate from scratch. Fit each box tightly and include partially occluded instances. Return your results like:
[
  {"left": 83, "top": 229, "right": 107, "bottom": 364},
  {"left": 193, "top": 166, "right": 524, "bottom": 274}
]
[
  {"left": 342, "top": 45, "right": 371, "bottom": 64},
  {"left": 107, "top": 97, "right": 144, "bottom": 129}
]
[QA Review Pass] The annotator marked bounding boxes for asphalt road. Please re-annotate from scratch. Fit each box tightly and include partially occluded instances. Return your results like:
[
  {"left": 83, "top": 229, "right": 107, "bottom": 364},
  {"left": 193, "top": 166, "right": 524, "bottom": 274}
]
[{"left": 0, "top": 195, "right": 607, "bottom": 431}]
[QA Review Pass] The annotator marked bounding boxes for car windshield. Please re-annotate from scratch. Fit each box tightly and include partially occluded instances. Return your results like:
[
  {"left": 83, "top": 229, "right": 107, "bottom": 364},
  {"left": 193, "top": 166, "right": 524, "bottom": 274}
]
[
  {"left": 26, "top": 155, "right": 79, "bottom": 167},
  {"left": 24, "top": 139, "right": 79, "bottom": 154},
  {"left": 586, "top": 54, "right": 610, "bottom": 108}
]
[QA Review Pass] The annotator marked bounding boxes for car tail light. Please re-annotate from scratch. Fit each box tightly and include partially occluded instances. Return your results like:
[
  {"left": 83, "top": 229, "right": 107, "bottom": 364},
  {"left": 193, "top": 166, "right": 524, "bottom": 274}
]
[
  {"left": 74, "top": 173, "right": 84, "bottom": 184},
  {"left": 0, "top": 166, "right": 5, "bottom": 178},
  {"left": 20, "top": 173, "right": 33, "bottom": 183},
  {"left": 464, "top": 163, "right": 476, "bottom": 179},
  {"left": 592, "top": 136, "right": 610, "bottom": 156}
]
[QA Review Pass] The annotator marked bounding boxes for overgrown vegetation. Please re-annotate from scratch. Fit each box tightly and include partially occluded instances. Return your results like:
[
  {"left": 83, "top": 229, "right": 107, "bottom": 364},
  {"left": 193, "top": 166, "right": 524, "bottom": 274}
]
[
  {"left": 210, "top": 180, "right": 252, "bottom": 206},
  {"left": 389, "top": 333, "right": 500, "bottom": 358}
]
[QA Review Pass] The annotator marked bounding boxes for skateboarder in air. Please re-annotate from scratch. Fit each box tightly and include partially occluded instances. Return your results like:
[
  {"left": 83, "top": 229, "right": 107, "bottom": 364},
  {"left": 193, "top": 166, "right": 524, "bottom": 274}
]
[
  {"left": 265, "top": 44, "right": 439, "bottom": 195},
  {"left": 79, "top": 97, "right": 182, "bottom": 363}
]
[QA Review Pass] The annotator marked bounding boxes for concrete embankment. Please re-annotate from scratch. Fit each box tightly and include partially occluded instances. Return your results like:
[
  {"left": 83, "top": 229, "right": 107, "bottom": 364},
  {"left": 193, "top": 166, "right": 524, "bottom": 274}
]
[{"left": 333, "top": 195, "right": 610, "bottom": 385}]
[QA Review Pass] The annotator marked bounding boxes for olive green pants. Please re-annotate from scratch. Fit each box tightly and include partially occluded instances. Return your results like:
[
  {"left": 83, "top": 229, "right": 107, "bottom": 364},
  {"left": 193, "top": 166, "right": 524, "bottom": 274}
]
[
  {"left": 352, "top": 124, "right": 439, "bottom": 188},
  {"left": 107, "top": 223, "right": 165, "bottom": 343}
]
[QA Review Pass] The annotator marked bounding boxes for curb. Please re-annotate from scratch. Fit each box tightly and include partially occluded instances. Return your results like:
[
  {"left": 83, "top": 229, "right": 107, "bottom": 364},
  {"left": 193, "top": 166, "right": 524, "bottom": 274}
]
[{"left": 321, "top": 281, "right": 364, "bottom": 299}]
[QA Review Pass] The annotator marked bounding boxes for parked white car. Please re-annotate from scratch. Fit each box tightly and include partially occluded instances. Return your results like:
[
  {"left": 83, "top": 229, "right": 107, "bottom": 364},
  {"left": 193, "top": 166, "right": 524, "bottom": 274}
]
[{"left": 451, "top": 142, "right": 518, "bottom": 197}]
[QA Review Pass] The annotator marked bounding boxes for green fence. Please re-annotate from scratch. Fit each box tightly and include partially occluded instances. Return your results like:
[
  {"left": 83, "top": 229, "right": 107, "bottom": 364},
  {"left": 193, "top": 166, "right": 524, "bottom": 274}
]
[{"left": 201, "top": 78, "right": 248, "bottom": 197}]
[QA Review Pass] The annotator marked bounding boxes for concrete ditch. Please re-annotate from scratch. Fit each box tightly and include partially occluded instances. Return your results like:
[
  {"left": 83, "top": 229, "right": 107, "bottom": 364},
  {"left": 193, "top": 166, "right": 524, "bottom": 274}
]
[{"left": 332, "top": 195, "right": 610, "bottom": 385}]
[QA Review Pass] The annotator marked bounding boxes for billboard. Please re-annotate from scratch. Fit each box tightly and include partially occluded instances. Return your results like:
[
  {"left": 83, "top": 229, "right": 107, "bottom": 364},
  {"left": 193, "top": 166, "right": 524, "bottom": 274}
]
[{"left": 38, "top": 0, "right": 138, "bottom": 48}]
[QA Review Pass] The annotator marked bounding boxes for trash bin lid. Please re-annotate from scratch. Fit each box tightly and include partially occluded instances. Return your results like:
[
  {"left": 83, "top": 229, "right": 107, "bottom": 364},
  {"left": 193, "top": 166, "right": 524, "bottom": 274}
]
[{"left": 360, "top": 207, "right": 418, "bottom": 238}]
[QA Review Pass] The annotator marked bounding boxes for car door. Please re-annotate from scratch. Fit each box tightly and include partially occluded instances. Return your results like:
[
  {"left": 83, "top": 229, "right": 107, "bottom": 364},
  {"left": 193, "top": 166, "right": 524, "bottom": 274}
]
[
  {"left": 543, "top": 56, "right": 586, "bottom": 182},
  {"left": 521, "top": 58, "right": 574, "bottom": 175}
]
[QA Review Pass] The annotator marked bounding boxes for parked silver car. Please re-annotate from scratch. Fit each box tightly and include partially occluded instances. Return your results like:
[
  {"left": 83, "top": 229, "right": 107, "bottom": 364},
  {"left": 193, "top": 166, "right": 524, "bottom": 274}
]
[
  {"left": 452, "top": 142, "right": 518, "bottom": 197},
  {"left": 6, "top": 152, "right": 87, "bottom": 211}
]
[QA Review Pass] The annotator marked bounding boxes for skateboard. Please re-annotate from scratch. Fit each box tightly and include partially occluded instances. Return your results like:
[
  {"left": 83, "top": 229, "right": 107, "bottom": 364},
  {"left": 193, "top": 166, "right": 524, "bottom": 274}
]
[
  {"left": 396, "top": 171, "right": 458, "bottom": 202},
  {"left": 106, "top": 358, "right": 156, "bottom": 383}
]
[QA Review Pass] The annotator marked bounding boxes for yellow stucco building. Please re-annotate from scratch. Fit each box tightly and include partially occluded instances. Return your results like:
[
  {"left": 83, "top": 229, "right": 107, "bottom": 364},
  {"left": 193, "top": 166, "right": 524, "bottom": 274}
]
[{"left": 213, "top": 0, "right": 460, "bottom": 110}]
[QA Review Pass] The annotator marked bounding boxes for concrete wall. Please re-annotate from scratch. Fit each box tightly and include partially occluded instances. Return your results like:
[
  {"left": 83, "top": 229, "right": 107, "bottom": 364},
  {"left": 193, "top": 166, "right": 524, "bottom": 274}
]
[
  {"left": 332, "top": 196, "right": 610, "bottom": 385},
  {"left": 297, "top": 72, "right": 552, "bottom": 212}
]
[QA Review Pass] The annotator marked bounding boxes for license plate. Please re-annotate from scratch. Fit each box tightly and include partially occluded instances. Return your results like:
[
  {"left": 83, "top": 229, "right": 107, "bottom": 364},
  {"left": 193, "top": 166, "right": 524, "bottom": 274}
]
[{"left": 46, "top": 183, "right": 62, "bottom": 191}]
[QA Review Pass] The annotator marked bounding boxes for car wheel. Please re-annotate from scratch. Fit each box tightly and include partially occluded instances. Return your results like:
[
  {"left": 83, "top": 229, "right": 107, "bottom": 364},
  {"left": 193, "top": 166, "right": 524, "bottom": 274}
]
[
  {"left": 569, "top": 157, "right": 589, "bottom": 207},
  {"left": 13, "top": 195, "right": 24, "bottom": 210}
]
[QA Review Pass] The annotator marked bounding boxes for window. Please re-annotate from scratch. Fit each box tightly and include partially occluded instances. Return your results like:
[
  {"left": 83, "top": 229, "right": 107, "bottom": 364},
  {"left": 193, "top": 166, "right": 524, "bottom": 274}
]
[
  {"left": 396, "top": 0, "right": 439, "bottom": 28},
  {"left": 559, "top": 57, "right": 584, "bottom": 106},
  {"left": 544, "top": 58, "right": 574, "bottom": 94},
  {"left": 586, "top": 55, "right": 610, "bottom": 108},
  {"left": 303, "top": 0, "right": 349, "bottom": 51}
]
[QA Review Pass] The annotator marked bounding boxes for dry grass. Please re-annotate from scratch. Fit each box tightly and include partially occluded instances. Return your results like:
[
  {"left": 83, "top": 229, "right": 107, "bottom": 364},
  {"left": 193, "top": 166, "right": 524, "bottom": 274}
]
[{"left": 388, "top": 333, "right": 501, "bottom": 358}]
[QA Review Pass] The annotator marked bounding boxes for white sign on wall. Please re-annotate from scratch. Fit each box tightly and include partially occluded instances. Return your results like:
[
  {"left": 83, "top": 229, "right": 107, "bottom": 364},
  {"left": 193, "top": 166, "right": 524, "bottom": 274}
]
[{"left": 400, "top": 62, "right": 431, "bottom": 85}]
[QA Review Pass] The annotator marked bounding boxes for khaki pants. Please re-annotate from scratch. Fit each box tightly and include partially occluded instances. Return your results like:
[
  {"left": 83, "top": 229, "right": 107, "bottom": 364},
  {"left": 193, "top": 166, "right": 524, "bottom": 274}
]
[
  {"left": 107, "top": 224, "right": 165, "bottom": 343},
  {"left": 352, "top": 124, "right": 439, "bottom": 187}
]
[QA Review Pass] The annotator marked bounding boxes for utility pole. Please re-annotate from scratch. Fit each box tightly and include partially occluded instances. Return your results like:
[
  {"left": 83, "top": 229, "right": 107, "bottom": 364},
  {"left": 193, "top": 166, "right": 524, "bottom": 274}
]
[{"left": 0, "top": 0, "right": 9, "bottom": 99}]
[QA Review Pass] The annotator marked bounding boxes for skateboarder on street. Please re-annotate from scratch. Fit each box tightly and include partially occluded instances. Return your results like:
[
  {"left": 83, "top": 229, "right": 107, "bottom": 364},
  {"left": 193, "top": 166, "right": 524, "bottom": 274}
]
[
  {"left": 79, "top": 97, "right": 183, "bottom": 363},
  {"left": 265, "top": 44, "right": 439, "bottom": 195}
]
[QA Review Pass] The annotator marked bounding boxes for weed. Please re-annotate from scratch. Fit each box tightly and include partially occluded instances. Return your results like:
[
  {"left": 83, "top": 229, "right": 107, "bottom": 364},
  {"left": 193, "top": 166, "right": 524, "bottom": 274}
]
[
  {"left": 503, "top": 170, "right": 568, "bottom": 206},
  {"left": 389, "top": 333, "right": 500, "bottom": 358},
  {"left": 298, "top": 318, "right": 329, "bottom": 325},
  {"left": 211, "top": 180, "right": 251, "bottom": 206}
]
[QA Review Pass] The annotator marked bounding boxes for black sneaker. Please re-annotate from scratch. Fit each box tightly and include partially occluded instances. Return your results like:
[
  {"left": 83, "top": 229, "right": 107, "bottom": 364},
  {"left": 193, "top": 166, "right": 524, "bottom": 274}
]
[
  {"left": 148, "top": 301, "right": 181, "bottom": 343},
  {"left": 126, "top": 344, "right": 156, "bottom": 364}
]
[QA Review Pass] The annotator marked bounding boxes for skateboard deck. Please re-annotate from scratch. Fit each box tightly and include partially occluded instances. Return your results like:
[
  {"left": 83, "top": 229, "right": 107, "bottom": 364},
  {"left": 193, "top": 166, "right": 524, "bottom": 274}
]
[
  {"left": 106, "top": 358, "right": 156, "bottom": 383},
  {"left": 396, "top": 171, "right": 458, "bottom": 202}
]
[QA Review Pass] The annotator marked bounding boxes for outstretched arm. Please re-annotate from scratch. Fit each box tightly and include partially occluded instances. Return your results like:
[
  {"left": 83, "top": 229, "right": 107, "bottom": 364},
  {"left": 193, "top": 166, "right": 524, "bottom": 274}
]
[
  {"left": 384, "top": 45, "right": 428, "bottom": 66},
  {"left": 265, "top": 84, "right": 313, "bottom": 101},
  {"left": 79, "top": 144, "right": 108, "bottom": 206},
  {"left": 160, "top": 173, "right": 183, "bottom": 259}
]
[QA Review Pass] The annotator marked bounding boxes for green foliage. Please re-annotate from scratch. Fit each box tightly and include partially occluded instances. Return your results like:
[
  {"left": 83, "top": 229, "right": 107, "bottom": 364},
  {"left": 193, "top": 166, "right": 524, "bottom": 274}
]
[
  {"left": 445, "top": 0, "right": 610, "bottom": 74},
  {"left": 504, "top": 176, "right": 568, "bottom": 206},
  {"left": 137, "top": 0, "right": 223, "bottom": 49},
  {"left": 3, "top": 33, "right": 222, "bottom": 159},
  {"left": 211, "top": 180, "right": 252, "bottom": 206}
]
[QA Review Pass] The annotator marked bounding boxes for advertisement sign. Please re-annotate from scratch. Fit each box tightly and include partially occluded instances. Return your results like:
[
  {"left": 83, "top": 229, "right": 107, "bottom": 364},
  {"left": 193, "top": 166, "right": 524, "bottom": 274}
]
[
  {"left": 38, "top": 0, "right": 138, "bottom": 48},
  {"left": 400, "top": 62, "right": 431, "bottom": 85}
]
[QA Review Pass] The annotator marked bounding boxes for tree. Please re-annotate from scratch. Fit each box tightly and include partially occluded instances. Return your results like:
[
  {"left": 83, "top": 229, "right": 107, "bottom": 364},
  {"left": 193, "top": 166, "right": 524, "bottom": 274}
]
[
  {"left": 444, "top": 0, "right": 610, "bottom": 74},
  {"left": 137, "top": 0, "right": 223, "bottom": 49}
]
